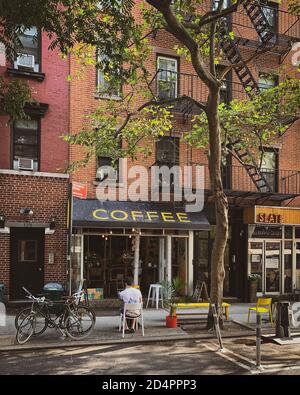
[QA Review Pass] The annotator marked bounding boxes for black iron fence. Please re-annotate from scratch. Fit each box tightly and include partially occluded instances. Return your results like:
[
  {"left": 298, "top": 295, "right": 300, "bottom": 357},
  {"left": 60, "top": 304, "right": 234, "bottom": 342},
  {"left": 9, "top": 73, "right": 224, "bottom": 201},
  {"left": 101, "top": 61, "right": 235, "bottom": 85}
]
[
  {"left": 201, "top": 164, "right": 300, "bottom": 195},
  {"left": 151, "top": 69, "right": 250, "bottom": 105},
  {"left": 196, "top": 3, "right": 300, "bottom": 43}
]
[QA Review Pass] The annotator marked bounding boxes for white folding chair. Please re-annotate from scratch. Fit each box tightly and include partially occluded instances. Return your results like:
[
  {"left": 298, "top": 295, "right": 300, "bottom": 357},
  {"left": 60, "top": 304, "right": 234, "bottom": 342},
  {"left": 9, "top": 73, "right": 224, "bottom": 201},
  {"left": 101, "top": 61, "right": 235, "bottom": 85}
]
[{"left": 119, "top": 302, "right": 144, "bottom": 338}]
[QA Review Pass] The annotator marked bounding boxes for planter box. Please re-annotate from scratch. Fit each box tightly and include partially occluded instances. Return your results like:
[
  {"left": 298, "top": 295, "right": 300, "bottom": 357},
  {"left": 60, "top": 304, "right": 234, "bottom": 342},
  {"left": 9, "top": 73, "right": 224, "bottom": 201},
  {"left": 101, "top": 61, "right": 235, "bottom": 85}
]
[
  {"left": 248, "top": 280, "right": 258, "bottom": 303},
  {"left": 166, "top": 315, "right": 177, "bottom": 328}
]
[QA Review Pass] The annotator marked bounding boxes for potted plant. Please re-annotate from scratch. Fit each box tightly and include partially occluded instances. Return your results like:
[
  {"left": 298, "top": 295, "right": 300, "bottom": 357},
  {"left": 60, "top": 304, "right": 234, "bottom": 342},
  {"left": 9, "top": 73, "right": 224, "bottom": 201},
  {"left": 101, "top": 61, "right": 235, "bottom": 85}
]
[
  {"left": 248, "top": 274, "right": 260, "bottom": 303},
  {"left": 162, "top": 277, "right": 186, "bottom": 328}
]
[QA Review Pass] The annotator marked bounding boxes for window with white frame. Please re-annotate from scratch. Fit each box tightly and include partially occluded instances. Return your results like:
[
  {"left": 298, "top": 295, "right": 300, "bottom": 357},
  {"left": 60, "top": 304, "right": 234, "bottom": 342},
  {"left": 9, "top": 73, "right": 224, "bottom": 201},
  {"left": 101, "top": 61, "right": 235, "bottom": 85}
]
[
  {"left": 262, "top": 3, "right": 277, "bottom": 29},
  {"left": 96, "top": 156, "right": 119, "bottom": 182},
  {"left": 212, "top": 0, "right": 229, "bottom": 11},
  {"left": 258, "top": 72, "right": 278, "bottom": 91},
  {"left": 14, "top": 27, "right": 40, "bottom": 72},
  {"left": 157, "top": 56, "right": 178, "bottom": 100},
  {"left": 156, "top": 136, "right": 179, "bottom": 189},
  {"left": 259, "top": 148, "right": 278, "bottom": 193},
  {"left": 96, "top": 53, "right": 121, "bottom": 98}
]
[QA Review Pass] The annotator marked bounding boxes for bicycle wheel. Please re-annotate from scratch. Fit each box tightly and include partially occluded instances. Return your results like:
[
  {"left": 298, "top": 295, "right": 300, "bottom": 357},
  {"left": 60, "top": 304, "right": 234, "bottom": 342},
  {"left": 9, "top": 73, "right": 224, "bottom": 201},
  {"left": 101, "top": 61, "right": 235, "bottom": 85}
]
[
  {"left": 77, "top": 304, "right": 96, "bottom": 324},
  {"left": 16, "top": 313, "right": 35, "bottom": 344},
  {"left": 15, "top": 307, "right": 47, "bottom": 335},
  {"left": 64, "top": 306, "right": 95, "bottom": 340}
]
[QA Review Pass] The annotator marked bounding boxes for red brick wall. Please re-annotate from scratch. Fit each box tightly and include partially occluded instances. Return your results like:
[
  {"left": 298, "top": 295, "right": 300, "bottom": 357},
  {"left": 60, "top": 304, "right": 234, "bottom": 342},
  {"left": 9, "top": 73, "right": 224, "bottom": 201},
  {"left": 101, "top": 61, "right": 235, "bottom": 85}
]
[
  {"left": 68, "top": 2, "right": 300, "bottom": 206},
  {"left": 0, "top": 34, "right": 69, "bottom": 173},
  {"left": 0, "top": 173, "right": 69, "bottom": 297}
]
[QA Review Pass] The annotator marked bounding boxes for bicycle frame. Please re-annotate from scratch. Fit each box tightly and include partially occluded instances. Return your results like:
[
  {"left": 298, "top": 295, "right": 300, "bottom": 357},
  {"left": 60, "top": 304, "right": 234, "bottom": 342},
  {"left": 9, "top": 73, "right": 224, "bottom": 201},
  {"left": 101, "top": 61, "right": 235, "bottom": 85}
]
[{"left": 22, "top": 287, "right": 87, "bottom": 336}]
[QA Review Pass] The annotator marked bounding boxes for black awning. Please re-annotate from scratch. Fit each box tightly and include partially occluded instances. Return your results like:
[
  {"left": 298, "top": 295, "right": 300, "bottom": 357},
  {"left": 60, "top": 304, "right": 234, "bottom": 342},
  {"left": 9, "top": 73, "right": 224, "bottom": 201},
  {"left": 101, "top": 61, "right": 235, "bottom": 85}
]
[{"left": 72, "top": 199, "right": 210, "bottom": 230}]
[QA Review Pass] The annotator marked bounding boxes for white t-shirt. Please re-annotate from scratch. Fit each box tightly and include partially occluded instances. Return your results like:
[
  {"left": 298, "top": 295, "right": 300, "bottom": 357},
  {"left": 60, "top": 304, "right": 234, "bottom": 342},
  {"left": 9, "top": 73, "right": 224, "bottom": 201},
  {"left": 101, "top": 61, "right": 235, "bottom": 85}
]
[{"left": 119, "top": 287, "right": 142, "bottom": 304}]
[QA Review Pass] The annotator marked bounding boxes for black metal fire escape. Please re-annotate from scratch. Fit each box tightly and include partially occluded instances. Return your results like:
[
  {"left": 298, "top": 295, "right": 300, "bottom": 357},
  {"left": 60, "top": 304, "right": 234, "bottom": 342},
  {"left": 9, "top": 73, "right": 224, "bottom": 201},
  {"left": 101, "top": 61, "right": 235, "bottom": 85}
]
[
  {"left": 219, "top": 16, "right": 272, "bottom": 192},
  {"left": 243, "top": 0, "right": 276, "bottom": 45},
  {"left": 153, "top": 1, "right": 298, "bottom": 195}
]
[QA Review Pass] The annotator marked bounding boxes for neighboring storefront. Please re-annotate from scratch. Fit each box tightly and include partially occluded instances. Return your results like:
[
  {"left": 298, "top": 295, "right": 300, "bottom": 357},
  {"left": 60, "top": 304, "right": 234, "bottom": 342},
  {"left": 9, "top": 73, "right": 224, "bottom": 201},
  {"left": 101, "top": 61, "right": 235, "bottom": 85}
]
[
  {"left": 193, "top": 206, "right": 247, "bottom": 301},
  {"left": 244, "top": 206, "right": 300, "bottom": 297},
  {"left": 71, "top": 198, "right": 210, "bottom": 297},
  {"left": 0, "top": 171, "right": 69, "bottom": 300}
]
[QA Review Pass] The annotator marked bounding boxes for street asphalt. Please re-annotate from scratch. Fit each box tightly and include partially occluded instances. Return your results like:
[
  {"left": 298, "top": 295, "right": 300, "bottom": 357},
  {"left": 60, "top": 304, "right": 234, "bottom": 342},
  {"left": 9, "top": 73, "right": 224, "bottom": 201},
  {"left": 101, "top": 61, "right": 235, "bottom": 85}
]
[{"left": 1, "top": 337, "right": 300, "bottom": 375}]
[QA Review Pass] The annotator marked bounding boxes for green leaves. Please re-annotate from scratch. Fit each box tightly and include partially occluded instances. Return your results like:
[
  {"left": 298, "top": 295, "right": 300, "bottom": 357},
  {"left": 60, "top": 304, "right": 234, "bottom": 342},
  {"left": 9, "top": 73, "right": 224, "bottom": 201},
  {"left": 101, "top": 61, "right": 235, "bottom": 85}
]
[
  {"left": 64, "top": 95, "right": 173, "bottom": 171},
  {"left": 187, "top": 76, "right": 300, "bottom": 157},
  {"left": 0, "top": 77, "right": 32, "bottom": 121}
]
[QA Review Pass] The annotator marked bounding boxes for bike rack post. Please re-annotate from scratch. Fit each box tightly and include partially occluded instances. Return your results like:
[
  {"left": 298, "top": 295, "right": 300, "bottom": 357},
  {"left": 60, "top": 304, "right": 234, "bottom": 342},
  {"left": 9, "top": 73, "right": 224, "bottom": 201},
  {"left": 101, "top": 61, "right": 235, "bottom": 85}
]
[
  {"left": 212, "top": 303, "right": 224, "bottom": 352},
  {"left": 255, "top": 312, "right": 264, "bottom": 370}
]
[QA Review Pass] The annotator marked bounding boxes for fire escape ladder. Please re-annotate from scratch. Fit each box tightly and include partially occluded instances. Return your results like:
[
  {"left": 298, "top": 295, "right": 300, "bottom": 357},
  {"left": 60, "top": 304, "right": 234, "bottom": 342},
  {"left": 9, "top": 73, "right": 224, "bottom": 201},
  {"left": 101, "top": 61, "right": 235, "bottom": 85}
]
[
  {"left": 243, "top": 0, "right": 276, "bottom": 45},
  {"left": 182, "top": 98, "right": 195, "bottom": 123},
  {"left": 219, "top": 21, "right": 272, "bottom": 193},
  {"left": 219, "top": 23, "right": 260, "bottom": 96},
  {"left": 229, "top": 140, "right": 272, "bottom": 192}
]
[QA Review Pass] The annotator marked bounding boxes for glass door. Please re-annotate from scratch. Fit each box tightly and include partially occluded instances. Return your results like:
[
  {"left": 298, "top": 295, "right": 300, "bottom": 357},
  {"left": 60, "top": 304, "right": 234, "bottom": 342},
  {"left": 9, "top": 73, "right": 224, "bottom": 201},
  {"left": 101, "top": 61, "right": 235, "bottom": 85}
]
[
  {"left": 249, "top": 241, "right": 263, "bottom": 293},
  {"left": 296, "top": 242, "right": 300, "bottom": 289},
  {"left": 265, "top": 241, "right": 281, "bottom": 294},
  {"left": 283, "top": 240, "right": 293, "bottom": 294}
]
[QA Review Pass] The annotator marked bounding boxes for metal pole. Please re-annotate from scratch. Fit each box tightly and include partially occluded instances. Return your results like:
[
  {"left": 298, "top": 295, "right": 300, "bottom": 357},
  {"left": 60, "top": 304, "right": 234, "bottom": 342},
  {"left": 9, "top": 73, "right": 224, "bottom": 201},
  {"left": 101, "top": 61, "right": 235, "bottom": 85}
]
[
  {"left": 256, "top": 312, "right": 263, "bottom": 370},
  {"left": 133, "top": 234, "right": 140, "bottom": 286},
  {"left": 67, "top": 182, "right": 73, "bottom": 296},
  {"left": 212, "top": 304, "right": 224, "bottom": 352}
]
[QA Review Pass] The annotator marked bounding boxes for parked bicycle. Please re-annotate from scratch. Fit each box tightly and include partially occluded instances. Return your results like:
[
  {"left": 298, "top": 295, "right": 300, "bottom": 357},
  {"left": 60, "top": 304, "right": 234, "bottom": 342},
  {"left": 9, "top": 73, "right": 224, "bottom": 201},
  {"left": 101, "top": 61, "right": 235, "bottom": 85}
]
[
  {"left": 15, "top": 282, "right": 95, "bottom": 332},
  {"left": 16, "top": 287, "right": 95, "bottom": 344}
]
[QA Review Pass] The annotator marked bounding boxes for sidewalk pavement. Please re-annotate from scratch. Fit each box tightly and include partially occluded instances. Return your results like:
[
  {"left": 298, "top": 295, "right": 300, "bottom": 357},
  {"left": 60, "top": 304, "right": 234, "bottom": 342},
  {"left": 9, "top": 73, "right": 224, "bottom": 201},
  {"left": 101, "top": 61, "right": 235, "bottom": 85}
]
[{"left": 1, "top": 303, "right": 300, "bottom": 351}]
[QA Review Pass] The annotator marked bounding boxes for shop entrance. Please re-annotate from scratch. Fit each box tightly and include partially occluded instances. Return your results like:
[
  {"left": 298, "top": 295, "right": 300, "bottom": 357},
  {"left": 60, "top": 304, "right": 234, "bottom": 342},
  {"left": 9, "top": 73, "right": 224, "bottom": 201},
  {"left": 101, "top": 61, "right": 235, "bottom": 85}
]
[
  {"left": 10, "top": 228, "right": 45, "bottom": 300},
  {"left": 82, "top": 234, "right": 168, "bottom": 297},
  {"left": 73, "top": 232, "right": 190, "bottom": 298},
  {"left": 139, "top": 237, "right": 161, "bottom": 295},
  {"left": 249, "top": 239, "right": 292, "bottom": 295}
]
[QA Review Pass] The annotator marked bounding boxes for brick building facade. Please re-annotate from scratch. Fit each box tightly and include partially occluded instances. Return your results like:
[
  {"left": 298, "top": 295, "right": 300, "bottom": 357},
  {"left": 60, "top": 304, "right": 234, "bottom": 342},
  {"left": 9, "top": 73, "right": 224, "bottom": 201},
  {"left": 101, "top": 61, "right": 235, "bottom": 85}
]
[
  {"left": 0, "top": 31, "right": 70, "bottom": 300},
  {"left": 1, "top": 2, "right": 298, "bottom": 301},
  {"left": 68, "top": 1, "right": 300, "bottom": 301}
]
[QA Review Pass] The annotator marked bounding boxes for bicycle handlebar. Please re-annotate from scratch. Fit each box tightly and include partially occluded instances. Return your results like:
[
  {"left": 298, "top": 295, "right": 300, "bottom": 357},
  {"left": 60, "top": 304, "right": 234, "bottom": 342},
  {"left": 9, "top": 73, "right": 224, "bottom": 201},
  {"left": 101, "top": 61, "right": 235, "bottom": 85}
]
[
  {"left": 22, "top": 286, "right": 32, "bottom": 297},
  {"left": 22, "top": 286, "right": 45, "bottom": 303},
  {"left": 22, "top": 287, "right": 84, "bottom": 305}
]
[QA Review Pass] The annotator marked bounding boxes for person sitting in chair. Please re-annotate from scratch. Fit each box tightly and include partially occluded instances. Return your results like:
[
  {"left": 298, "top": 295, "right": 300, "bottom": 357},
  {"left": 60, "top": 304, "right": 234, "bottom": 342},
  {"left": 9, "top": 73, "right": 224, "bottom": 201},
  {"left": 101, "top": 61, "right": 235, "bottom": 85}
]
[{"left": 118, "top": 277, "right": 142, "bottom": 333}]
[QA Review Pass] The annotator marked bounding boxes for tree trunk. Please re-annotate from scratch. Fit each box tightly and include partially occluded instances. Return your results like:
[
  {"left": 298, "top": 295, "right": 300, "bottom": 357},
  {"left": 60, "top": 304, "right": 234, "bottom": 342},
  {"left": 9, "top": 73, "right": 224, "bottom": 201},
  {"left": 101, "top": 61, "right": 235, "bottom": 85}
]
[
  {"left": 206, "top": 86, "right": 229, "bottom": 330},
  {"left": 145, "top": 0, "right": 229, "bottom": 330}
]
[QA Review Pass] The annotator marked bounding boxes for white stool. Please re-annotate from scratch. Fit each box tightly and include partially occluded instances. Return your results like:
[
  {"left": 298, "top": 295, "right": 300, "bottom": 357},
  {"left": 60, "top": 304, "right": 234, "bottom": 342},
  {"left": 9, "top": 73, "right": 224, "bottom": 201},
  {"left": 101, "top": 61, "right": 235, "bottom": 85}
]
[{"left": 146, "top": 284, "right": 163, "bottom": 309}]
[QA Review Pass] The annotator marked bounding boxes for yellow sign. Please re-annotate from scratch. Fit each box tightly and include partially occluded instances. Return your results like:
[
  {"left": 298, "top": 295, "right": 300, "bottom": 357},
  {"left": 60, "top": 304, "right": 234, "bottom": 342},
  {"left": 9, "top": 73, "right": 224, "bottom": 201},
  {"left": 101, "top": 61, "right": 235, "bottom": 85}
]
[
  {"left": 92, "top": 209, "right": 191, "bottom": 223},
  {"left": 244, "top": 206, "right": 300, "bottom": 225},
  {"left": 256, "top": 212, "right": 283, "bottom": 224}
]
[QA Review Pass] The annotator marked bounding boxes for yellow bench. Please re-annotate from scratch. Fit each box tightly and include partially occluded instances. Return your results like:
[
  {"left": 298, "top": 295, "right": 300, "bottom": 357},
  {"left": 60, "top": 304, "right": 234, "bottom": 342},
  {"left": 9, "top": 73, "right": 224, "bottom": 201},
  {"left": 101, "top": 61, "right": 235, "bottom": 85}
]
[{"left": 174, "top": 302, "right": 230, "bottom": 321}]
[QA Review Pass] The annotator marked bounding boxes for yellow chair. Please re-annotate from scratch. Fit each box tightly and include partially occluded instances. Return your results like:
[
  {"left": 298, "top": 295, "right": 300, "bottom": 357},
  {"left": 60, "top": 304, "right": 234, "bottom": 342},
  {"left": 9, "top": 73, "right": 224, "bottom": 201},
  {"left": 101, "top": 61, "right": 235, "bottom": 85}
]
[{"left": 248, "top": 298, "right": 273, "bottom": 325}]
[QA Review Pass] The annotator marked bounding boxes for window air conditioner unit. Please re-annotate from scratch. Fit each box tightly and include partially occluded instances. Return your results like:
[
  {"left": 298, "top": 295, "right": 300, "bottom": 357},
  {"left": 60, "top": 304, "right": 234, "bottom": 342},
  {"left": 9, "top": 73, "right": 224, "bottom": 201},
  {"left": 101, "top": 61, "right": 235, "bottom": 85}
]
[
  {"left": 16, "top": 54, "right": 35, "bottom": 70},
  {"left": 96, "top": 166, "right": 117, "bottom": 182},
  {"left": 18, "top": 158, "right": 34, "bottom": 171}
]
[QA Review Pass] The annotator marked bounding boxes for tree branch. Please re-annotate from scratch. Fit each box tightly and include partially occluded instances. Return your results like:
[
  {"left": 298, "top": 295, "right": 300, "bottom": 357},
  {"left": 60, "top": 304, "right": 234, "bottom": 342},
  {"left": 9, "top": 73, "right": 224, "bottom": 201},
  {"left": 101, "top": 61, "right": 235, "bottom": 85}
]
[
  {"left": 114, "top": 95, "right": 207, "bottom": 138},
  {"left": 146, "top": 0, "right": 216, "bottom": 89},
  {"left": 183, "top": 0, "right": 245, "bottom": 32}
]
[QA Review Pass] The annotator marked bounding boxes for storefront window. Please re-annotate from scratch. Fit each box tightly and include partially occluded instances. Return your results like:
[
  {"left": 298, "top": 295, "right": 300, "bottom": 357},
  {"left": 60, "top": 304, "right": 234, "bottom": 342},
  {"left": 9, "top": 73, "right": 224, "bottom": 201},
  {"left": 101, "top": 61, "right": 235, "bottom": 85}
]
[
  {"left": 296, "top": 242, "right": 300, "bottom": 289},
  {"left": 84, "top": 235, "right": 135, "bottom": 296},
  {"left": 285, "top": 226, "right": 293, "bottom": 239},
  {"left": 171, "top": 238, "right": 187, "bottom": 296},
  {"left": 249, "top": 241, "right": 263, "bottom": 292},
  {"left": 249, "top": 225, "right": 282, "bottom": 239},
  {"left": 284, "top": 241, "right": 292, "bottom": 293},
  {"left": 265, "top": 242, "right": 280, "bottom": 293},
  {"left": 193, "top": 231, "right": 210, "bottom": 294},
  {"left": 71, "top": 235, "right": 83, "bottom": 292},
  {"left": 140, "top": 237, "right": 160, "bottom": 293}
]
